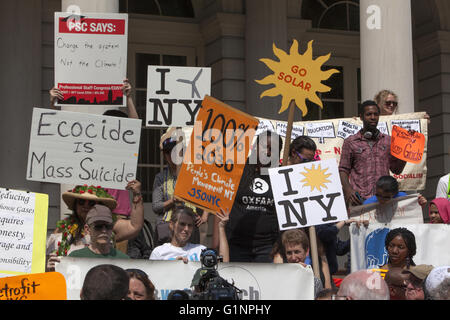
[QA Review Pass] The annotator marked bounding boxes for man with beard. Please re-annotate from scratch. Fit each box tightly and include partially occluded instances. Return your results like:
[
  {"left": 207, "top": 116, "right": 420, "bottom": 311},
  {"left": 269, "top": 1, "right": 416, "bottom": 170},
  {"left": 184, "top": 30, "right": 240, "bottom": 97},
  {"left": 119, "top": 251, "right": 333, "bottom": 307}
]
[{"left": 338, "top": 100, "right": 407, "bottom": 206}]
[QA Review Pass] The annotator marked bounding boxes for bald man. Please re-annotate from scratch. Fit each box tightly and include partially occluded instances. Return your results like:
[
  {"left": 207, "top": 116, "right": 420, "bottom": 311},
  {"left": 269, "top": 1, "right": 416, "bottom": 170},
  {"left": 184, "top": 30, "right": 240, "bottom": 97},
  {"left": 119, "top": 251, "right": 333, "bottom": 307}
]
[
  {"left": 385, "top": 267, "right": 409, "bottom": 300},
  {"left": 337, "top": 270, "right": 390, "bottom": 300}
]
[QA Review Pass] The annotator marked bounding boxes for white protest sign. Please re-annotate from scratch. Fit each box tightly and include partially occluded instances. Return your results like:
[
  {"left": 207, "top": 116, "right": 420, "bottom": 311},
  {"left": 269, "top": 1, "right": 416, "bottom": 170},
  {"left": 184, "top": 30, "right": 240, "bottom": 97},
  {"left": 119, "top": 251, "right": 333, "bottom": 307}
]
[
  {"left": 337, "top": 120, "right": 362, "bottom": 139},
  {"left": 268, "top": 159, "right": 348, "bottom": 231},
  {"left": 350, "top": 223, "right": 450, "bottom": 272},
  {"left": 56, "top": 257, "right": 314, "bottom": 300},
  {"left": 276, "top": 122, "right": 304, "bottom": 139},
  {"left": 255, "top": 119, "right": 275, "bottom": 136},
  {"left": 26, "top": 108, "right": 141, "bottom": 189},
  {"left": 376, "top": 121, "right": 389, "bottom": 135},
  {"left": 0, "top": 188, "right": 48, "bottom": 276},
  {"left": 54, "top": 12, "right": 128, "bottom": 107},
  {"left": 391, "top": 119, "right": 421, "bottom": 133},
  {"left": 349, "top": 194, "right": 424, "bottom": 224},
  {"left": 146, "top": 66, "right": 211, "bottom": 127}
]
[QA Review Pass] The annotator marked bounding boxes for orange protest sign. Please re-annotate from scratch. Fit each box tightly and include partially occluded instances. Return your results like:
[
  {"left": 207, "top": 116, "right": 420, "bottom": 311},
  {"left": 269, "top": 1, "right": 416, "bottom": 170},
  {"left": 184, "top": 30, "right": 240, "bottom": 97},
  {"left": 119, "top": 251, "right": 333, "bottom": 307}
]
[
  {"left": 390, "top": 125, "right": 425, "bottom": 164},
  {"left": 174, "top": 95, "right": 259, "bottom": 214},
  {"left": 0, "top": 272, "right": 67, "bottom": 300}
]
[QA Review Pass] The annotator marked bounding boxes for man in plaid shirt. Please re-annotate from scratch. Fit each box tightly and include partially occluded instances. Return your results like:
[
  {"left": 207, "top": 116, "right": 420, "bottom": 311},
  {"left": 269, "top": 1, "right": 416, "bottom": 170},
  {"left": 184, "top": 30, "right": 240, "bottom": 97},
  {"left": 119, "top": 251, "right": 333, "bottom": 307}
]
[{"left": 339, "top": 100, "right": 407, "bottom": 206}]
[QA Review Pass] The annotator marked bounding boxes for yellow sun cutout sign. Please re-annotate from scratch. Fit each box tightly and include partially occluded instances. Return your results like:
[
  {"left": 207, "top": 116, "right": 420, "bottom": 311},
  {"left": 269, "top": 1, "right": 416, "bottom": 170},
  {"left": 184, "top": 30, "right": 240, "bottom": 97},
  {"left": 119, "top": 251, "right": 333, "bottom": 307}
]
[
  {"left": 300, "top": 164, "right": 332, "bottom": 192},
  {"left": 255, "top": 39, "right": 339, "bottom": 116}
]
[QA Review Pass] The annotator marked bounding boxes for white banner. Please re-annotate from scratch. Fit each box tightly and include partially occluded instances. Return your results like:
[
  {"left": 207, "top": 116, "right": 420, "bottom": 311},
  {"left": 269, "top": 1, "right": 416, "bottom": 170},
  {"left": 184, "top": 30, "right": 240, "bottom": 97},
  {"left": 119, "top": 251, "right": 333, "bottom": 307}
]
[
  {"left": 349, "top": 194, "right": 424, "bottom": 224},
  {"left": 54, "top": 12, "right": 128, "bottom": 107},
  {"left": 268, "top": 159, "right": 348, "bottom": 230},
  {"left": 56, "top": 257, "right": 314, "bottom": 300},
  {"left": 350, "top": 223, "right": 450, "bottom": 272},
  {"left": 26, "top": 108, "right": 141, "bottom": 189},
  {"left": 146, "top": 66, "right": 211, "bottom": 127}
]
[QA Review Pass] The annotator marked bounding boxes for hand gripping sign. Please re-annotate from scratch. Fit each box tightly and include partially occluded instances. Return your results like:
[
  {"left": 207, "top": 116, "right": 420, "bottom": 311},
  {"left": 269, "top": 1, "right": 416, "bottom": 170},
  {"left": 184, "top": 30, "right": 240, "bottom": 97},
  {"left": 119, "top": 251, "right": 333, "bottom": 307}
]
[
  {"left": 174, "top": 96, "right": 259, "bottom": 214},
  {"left": 390, "top": 125, "right": 425, "bottom": 164}
]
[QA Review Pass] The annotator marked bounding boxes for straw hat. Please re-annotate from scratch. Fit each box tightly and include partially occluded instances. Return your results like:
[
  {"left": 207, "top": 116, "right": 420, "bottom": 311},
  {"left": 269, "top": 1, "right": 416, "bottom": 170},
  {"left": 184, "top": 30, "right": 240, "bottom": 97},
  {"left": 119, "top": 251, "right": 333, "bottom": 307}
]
[{"left": 62, "top": 185, "right": 117, "bottom": 211}]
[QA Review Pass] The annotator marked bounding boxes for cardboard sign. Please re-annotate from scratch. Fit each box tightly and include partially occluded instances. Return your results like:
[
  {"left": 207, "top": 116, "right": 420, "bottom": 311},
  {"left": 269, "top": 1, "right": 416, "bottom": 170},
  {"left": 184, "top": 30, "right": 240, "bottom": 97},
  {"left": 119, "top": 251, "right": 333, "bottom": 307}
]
[
  {"left": 255, "top": 39, "right": 339, "bottom": 116},
  {"left": 146, "top": 66, "right": 211, "bottom": 127},
  {"left": 54, "top": 12, "right": 128, "bottom": 107},
  {"left": 26, "top": 108, "right": 141, "bottom": 189},
  {"left": 0, "top": 272, "right": 66, "bottom": 300},
  {"left": 268, "top": 159, "right": 348, "bottom": 231},
  {"left": 174, "top": 96, "right": 258, "bottom": 214},
  {"left": 390, "top": 125, "right": 425, "bottom": 164},
  {"left": 56, "top": 257, "right": 314, "bottom": 300},
  {"left": 0, "top": 188, "right": 48, "bottom": 276}
]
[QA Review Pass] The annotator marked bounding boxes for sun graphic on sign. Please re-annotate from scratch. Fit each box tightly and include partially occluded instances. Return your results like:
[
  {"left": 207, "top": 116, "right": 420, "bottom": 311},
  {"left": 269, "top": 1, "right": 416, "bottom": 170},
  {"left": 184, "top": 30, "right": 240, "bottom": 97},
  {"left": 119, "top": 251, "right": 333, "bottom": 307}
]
[
  {"left": 300, "top": 164, "right": 332, "bottom": 192},
  {"left": 255, "top": 39, "right": 339, "bottom": 116}
]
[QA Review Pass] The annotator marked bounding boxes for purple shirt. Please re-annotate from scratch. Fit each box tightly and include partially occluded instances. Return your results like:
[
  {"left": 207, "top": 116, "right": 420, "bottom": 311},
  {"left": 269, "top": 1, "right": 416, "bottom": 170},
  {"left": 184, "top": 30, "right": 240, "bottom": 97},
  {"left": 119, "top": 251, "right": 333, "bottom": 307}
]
[{"left": 338, "top": 130, "right": 406, "bottom": 199}]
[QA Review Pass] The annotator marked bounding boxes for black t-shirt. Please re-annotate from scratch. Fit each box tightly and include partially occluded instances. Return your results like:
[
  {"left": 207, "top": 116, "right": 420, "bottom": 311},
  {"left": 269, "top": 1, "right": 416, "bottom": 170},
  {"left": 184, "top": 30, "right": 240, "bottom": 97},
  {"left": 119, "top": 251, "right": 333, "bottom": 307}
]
[{"left": 226, "top": 164, "right": 280, "bottom": 248}]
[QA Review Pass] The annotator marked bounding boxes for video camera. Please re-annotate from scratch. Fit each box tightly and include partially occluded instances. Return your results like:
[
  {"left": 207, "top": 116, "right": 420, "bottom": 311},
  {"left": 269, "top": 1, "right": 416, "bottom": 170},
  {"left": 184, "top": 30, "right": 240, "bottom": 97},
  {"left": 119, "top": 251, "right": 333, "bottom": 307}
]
[{"left": 167, "top": 248, "right": 242, "bottom": 300}]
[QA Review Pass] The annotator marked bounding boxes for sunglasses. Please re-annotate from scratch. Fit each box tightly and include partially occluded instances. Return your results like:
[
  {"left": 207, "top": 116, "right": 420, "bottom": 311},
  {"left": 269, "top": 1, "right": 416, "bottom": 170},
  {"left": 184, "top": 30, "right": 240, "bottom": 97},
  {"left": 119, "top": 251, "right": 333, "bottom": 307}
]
[
  {"left": 384, "top": 101, "right": 398, "bottom": 107},
  {"left": 295, "top": 151, "right": 313, "bottom": 163},
  {"left": 77, "top": 199, "right": 97, "bottom": 206},
  {"left": 125, "top": 268, "right": 149, "bottom": 278},
  {"left": 92, "top": 223, "right": 114, "bottom": 231}
]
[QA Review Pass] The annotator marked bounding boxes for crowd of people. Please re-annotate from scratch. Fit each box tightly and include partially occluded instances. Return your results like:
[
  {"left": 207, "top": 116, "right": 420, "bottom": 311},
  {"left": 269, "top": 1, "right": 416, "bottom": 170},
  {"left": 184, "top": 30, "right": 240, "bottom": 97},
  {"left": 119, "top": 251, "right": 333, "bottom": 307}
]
[{"left": 45, "top": 85, "right": 449, "bottom": 300}]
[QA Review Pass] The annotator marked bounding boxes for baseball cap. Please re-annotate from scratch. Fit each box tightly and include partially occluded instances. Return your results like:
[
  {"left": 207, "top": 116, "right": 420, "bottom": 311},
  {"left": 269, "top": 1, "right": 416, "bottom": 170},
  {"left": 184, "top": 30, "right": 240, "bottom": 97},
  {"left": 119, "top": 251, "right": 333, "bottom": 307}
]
[
  {"left": 402, "top": 264, "right": 434, "bottom": 280},
  {"left": 86, "top": 204, "right": 113, "bottom": 225}
]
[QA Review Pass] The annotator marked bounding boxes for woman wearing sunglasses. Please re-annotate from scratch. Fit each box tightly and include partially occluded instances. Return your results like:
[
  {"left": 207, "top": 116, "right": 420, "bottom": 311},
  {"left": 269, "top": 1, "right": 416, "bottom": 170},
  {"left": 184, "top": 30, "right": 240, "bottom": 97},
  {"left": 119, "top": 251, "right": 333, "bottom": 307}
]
[
  {"left": 46, "top": 180, "right": 143, "bottom": 270},
  {"left": 374, "top": 89, "right": 430, "bottom": 122}
]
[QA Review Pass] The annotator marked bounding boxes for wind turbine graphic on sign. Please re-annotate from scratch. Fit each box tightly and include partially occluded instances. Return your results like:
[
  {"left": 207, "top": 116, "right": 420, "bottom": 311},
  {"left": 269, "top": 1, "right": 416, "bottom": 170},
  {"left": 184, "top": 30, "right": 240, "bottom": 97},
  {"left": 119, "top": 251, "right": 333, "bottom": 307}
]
[{"left": 255, "top": 39, "right": 339, "bottom": 278}]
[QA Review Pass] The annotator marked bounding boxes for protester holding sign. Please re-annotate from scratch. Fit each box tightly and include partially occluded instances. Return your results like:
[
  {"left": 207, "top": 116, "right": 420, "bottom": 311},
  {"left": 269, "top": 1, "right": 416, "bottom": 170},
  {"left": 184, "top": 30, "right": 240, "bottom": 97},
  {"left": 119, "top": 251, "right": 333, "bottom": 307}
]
[
  {"left": 363, "top": 175, "right": 427, "bottom": 208},
  {"left": 152, "top": 130, "right": 206, "bottom": 246},
  {"left": 339, "top": 100, "right": 407, "bottom": 206},
  {"left": 46, "top": 181, "right": 143, "bottom": 270},
  {"left": 150, "top": 206, "right": 229, "bottom": 262},
  {"left": 374, "top": 89, "right": 430, "bottom": 123},
  {"left": 225, "top": 131, "right": 283, "bottom": 263}
]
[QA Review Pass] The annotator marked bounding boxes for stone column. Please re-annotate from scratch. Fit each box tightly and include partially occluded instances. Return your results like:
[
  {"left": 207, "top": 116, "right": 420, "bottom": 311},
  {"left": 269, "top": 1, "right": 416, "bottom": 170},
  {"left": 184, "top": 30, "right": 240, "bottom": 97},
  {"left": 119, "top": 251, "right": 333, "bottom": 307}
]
[
  {"left": 245, "top": 0, "right": 291, "bottom": 120},
  {"left": 360, "top": 0, "right": 415, "bottom": 113},
  {"left": 59, "top": 0, "right": 119, "bottom": 218}
]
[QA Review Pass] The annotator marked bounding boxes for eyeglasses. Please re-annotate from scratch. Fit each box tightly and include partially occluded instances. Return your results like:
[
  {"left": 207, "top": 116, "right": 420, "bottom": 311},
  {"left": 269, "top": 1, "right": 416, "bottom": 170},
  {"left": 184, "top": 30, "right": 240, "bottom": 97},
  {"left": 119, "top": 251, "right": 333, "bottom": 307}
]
[
  {"left": 92, "top": 223, "right": 114, "bottom": 231},
  {"left": 384, "top": 101, "right": 398, "bottom": 107},
  {"left": 125, "top": 268, "right": 149, "bottom": 279},
  {"left": 295, "top": 151, "right": 313, "bottom": 163},
  {"left": 77, "top": 199, "right": 97, "bottom": 206}
]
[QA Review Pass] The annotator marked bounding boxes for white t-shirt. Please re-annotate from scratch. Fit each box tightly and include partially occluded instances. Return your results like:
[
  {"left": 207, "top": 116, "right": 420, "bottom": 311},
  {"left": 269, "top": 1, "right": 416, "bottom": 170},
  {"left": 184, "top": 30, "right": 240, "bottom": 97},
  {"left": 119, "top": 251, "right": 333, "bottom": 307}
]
[
  {"left": 149, "top": 242, "right": 206, "bottom": 262},
  {"left": 436, "top": 173, "right": 449, "bottom": 198}
]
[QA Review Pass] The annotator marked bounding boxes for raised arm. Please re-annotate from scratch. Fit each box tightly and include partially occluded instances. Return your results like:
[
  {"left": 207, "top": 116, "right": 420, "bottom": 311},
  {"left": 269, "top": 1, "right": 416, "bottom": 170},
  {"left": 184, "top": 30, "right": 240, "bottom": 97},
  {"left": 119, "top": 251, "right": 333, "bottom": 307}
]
[
  {"left": 114, "top": 180, "right": 144, "bottom": 242},
  {"left": 216, "top": 208, "right": 230, "bottom": 263},
  {"left": 122, "top": 78, "right": 139, "bottom": 119}
]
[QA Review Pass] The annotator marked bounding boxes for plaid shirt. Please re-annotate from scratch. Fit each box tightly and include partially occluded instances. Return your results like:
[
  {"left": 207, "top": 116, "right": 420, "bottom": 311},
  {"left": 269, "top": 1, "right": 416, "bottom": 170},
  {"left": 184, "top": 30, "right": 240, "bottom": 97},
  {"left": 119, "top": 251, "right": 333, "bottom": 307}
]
[{"left": 338, "top": 130, "right": 406, "bottom": 199}]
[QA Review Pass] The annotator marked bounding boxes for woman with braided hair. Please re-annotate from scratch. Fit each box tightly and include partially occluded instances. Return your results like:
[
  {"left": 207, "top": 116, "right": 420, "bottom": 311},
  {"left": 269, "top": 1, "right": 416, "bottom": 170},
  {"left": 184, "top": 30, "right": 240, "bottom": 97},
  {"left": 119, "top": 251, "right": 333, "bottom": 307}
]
[{"left": 380, "top": 227, "right": 417, "bottom": 271}]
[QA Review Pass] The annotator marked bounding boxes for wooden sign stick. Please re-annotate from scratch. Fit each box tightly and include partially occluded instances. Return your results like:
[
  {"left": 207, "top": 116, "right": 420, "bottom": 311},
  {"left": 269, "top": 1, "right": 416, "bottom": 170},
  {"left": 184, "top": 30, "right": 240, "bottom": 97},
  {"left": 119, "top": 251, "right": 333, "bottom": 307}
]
[{"left": 281, "top": 100, "right": 320, "bottom": 279}]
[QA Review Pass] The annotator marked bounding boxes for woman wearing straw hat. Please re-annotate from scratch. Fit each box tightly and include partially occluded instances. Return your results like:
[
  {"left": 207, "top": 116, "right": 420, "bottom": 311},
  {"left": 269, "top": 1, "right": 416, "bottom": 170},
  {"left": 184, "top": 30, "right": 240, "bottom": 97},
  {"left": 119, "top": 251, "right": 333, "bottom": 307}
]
[{"left": 46, "top": 180, "right": 144, "bottom": 270}]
